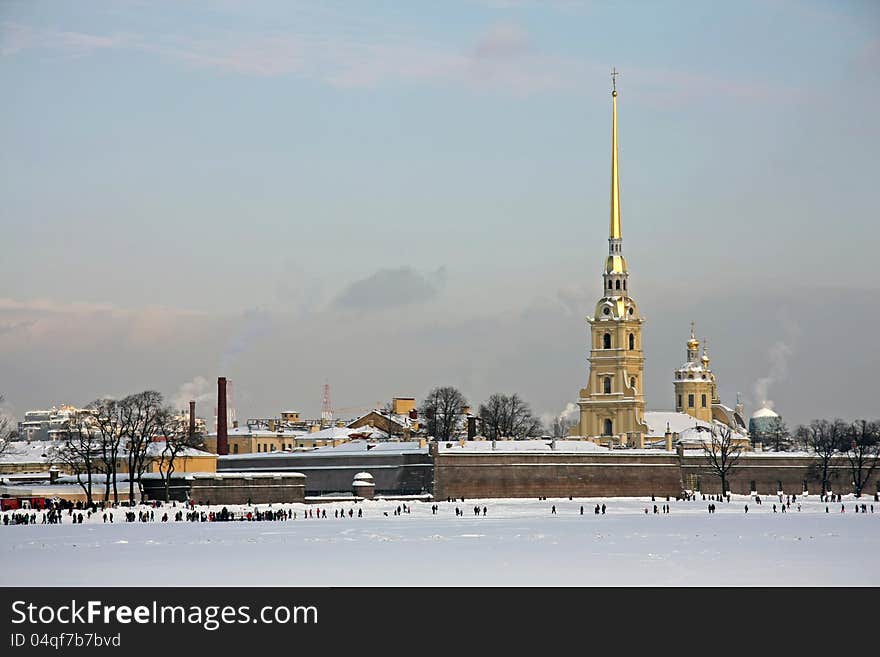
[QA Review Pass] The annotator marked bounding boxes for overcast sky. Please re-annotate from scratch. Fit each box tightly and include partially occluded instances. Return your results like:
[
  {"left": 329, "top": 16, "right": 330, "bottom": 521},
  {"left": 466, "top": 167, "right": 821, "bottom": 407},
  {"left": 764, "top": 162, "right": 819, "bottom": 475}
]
[{"left": 1, "top": 1, "right": 878, "bottom": 428}]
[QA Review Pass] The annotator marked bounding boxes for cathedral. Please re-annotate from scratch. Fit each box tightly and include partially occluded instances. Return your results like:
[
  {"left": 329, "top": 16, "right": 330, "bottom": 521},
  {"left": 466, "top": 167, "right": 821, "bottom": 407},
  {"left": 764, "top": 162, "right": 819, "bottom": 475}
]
[{"left": 576, "top": 74, "right": 747, "bottom": 448}]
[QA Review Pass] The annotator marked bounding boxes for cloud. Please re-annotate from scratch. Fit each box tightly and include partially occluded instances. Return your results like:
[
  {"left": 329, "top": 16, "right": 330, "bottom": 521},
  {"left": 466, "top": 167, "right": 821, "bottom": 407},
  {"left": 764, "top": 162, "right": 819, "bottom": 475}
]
[
  {"left": 332, "top": 266, "right": 447, "bottom": 312},
  {"left": 0, "top": 320, "right": 37, "bottom": 336},
  {"left": 0, "top": 22, "right": 132, "bottom": 56},
  {"left": 0, "top": 19, "right": 581, "bottom": 94},
  {"left": 218, "top": 308, "right": 274, "bottom": 372}
]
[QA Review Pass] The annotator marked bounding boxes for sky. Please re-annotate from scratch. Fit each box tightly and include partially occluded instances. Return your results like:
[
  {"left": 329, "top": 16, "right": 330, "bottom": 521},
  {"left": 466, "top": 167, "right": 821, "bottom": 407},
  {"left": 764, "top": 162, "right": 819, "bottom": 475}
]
[{"left": 1, "top": 0, "right": 879, "bottom": 428}]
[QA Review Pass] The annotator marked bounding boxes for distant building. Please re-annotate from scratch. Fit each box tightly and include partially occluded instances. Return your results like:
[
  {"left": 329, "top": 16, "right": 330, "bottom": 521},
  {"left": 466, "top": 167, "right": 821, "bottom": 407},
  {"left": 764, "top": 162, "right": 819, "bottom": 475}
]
[
  {"left": 17, "top": 405, "right": 97, "bottom": 442},
  {"left": 348, "top": 398, "right": 421, "bottom": 438}
]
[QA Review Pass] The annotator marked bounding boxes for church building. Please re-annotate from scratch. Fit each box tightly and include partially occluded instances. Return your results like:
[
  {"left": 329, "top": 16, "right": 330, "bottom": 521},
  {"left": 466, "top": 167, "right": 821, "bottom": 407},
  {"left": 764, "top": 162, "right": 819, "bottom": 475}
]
[
  {"left": 576, "top": 73, "right": 648, "bottom": 444},
  {"left": 576, "top": 73, "right": 746, "bottom": 447}
]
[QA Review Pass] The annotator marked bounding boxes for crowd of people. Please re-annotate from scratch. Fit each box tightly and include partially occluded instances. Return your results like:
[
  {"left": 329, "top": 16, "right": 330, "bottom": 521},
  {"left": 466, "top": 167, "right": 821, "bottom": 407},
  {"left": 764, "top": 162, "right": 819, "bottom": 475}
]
[{"left": 1, "top": 491, "right": 878, "bottom": 527}]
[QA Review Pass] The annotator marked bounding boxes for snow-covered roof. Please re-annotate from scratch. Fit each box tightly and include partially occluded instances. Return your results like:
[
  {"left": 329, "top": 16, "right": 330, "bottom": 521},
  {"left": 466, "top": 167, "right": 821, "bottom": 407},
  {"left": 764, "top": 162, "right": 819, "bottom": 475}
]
[
  {"left": 751, "top": 406, "right": 779, "bottom": 419},
  {"left": 438, "top": 439, "right": 613, "bottom": 454},
  {"left": 305, "top": 426, "right": 380, "bottom": 441},
  {"left": 145, "top": 442, "right": 215, "bottom": 459},
  {"left": 312, "top": 439, "right": 425, "bottom": 454},
  {"left": 0, "top": 441, "right": 55, "bottom": 464},
  {"left": 352, "top": 480, "right": 375, "bottom": 487},
  {"left": 643, "top": 411, "right": 711, "bottom": 437}
]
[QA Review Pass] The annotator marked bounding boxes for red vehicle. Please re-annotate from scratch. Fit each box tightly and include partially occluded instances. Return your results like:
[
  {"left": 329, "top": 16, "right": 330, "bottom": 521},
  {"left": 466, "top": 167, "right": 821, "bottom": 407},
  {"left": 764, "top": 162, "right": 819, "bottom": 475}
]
[{"left": 0, "top": 497, "right": 50, "bottom": 511}]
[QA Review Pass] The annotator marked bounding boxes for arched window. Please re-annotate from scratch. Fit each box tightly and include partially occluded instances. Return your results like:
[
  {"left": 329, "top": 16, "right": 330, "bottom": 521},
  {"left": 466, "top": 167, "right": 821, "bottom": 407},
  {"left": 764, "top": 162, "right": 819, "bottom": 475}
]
[
  {"left": 603, "top": 333, "right": 611, "bottom": 349},
  {"left": 677, "top": 395, "right": 682, "bottom": 409},
  {"left": 604, "top": 377, "right": 612, "bottom": 394},
  {"left": 623, "top": 280, "right": 627, "bottom": 290},
  {"left": 607, "top": 279, "right": 612, "bottom": 289},
  {"left": 615, "top": 280, "right": 620, "bottom": 290},
  {"left": 630, "top": 377, "right": 636, "bottom": 389},
  {"left": 701, "top": 394, "right": 707, "bottom": 407},
  {"left": 603, "top": 419, "right": 613, "bottom": 436},
  {"left": 628, "top": 333, "right": 635, "bottom": 350}
]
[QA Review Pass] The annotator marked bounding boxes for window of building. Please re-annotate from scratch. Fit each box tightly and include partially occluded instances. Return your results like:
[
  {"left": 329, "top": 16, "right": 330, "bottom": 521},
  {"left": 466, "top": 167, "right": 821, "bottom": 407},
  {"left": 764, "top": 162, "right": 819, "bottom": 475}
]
[
  {"left": 604, "top": 377, "right": 612, "bottom": 394},
  {"left": 750, "top": 480, "right": 756, "bottom": 493},
  {"left": 233, "top": 444, "right": 239, "bottom": 454},
  {"left": 777, "top": 481, "right": 783, "bottom": 493},
  {"left": 603, "top": 333, "right": 611, "bottom": 349},
  {"left": 803, "top": 479, "right": 808, "bottom": 494},
  {"left": 688, "top": 394, "right": 694, "bottom": 408},
  {"left": 615, "top": 280, "right": 620, "bottom": 290},
  {"left": 623, "top": 280, "right": 627, "bottom": 290},
  {"left": 701, "top": 394, "right": 707, "bottom": 407},
  {"left": 271, "top": 444, "right": 275, "bottom": 451},
  {"left": 630, "top": 377, "right": 636, "bottom": 389},
  {"left": 603, "top": 419, "right": 613, "bottom": 436},
  {"left": 677, "top": 395, "right": 682, "bottom": 409},
  {"left": 629, "top": 333, "right": 635, "bottom": 350}
]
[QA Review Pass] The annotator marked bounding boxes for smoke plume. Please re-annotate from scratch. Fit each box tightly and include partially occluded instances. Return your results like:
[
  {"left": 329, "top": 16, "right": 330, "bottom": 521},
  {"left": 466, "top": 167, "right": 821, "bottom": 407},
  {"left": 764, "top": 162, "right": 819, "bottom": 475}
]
[
  {"left": 172, "top": 376, "right": 213, "bottom": 413},
  {"left": 752, "top": 313, "right": 800, "bottom": 410}
]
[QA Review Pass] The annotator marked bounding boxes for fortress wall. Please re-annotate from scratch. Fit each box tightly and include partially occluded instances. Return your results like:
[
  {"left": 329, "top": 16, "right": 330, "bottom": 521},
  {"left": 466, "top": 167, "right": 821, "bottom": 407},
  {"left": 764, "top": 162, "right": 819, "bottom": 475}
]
[{"left": 433, "top": 452, "right": 682, "bottom": 499}]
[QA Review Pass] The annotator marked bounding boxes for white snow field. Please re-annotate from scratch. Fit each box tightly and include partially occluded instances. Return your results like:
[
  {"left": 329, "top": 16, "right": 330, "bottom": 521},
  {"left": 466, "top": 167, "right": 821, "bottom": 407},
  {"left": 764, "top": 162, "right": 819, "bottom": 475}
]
[{"left": 1, "top": 495, "right": 878, "bottom": 586}]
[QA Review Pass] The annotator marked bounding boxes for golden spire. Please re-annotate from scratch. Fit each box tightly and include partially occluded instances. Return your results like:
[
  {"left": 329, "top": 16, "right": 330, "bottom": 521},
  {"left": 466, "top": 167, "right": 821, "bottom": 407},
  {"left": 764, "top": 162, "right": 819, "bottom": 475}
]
[
  {"left": 604, "top": 67, "right": 627, "bottom": 275},
  {"left": 609, "top": 67, "right": 621, "bottom": 241}
]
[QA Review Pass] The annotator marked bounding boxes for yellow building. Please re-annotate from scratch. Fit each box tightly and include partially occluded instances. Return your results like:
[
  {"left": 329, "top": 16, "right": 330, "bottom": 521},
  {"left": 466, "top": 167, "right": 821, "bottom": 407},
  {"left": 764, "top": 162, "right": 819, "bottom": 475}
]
[
  {"left": 673, "top": 323, "right": 718, "bottom": 422},
  {"left": 146, "top": 443, "right": 217, "bottom": 474},
  {"left": 577, "top": 75, "right": 648, "bottom": 443}
]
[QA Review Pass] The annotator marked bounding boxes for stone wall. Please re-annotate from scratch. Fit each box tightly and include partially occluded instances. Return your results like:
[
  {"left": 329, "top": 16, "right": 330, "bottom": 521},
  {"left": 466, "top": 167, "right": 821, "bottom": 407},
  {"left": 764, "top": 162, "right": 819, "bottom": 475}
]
[
  {"left": 680, "top": 454, "right": 880, "bottom": 496},
  {"left": 433, "top": 452, "right": 683, "bottom": 499},
  {"left": 434, "top": 451, "right": 880, "bottom": 500},
  {"left": 189, "top": 473, "right": 306, "bottom": 505}
]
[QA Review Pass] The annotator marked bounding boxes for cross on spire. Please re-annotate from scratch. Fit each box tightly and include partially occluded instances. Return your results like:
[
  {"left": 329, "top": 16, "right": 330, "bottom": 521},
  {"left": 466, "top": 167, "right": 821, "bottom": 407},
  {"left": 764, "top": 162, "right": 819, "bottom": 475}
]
[{"left": 611, "top": 67, "right": 619, "bottom": 93}]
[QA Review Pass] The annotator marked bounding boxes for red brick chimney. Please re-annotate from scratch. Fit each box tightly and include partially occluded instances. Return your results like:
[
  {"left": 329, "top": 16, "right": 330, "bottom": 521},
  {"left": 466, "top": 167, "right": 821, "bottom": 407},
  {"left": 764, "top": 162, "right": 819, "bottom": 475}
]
[{"left": 217, "top": 377, "right": 228, "bottom": 455}]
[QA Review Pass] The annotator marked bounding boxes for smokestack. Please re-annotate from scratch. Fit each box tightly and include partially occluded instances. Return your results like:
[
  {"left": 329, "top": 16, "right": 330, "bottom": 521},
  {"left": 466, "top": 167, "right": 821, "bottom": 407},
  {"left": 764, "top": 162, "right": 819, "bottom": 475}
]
[
  {"left": 189, "top": 400, "right": 196, "bottom": 439},
  {"left": 217, "top": 377, "right": 228, "bottom": 455}
]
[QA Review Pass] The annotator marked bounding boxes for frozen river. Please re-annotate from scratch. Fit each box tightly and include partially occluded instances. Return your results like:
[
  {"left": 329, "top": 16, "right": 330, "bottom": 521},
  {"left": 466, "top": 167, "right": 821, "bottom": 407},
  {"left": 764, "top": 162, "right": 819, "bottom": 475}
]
[{"left": 1, "top": 496, "right": 878, "bottom": 586}]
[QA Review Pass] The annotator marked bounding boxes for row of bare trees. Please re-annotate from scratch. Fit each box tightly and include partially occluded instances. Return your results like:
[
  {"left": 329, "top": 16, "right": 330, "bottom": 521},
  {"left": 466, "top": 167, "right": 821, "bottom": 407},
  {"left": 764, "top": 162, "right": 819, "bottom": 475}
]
[
  {"left": 703, "top": 419, "right": 880, "bottom": 498},
  {"left": 419, "top": 387, "right": 544, "bottom": 441},
  {"left": 50, "top": 391, "right": 204, "bottom": 505}
]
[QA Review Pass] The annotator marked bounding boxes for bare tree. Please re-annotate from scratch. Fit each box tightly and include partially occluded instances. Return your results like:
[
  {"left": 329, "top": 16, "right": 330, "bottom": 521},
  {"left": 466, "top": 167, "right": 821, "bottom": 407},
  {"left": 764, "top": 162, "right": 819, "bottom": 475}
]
[
  {"left": 91, "top": 398, "right": 124, "bottom": 504},
  {"left": 842, "top": 420, "right": 880, "bottom": 498},
  {"left": 703, "top": 424, "right": 744, "bottom": 495},
  {"left": 121, "top": 391, "right": 164, "bottom": 505},
  {"left": 796, "top": 419, "right": 846, "bottom": 495},
  {"left": 479, "top": 393, "right": 543, "bottom": 439},
  {"left": 0, "top": 394, "right": 15, "bottom": 459},
  {"left": 51, "top": 418, "right": 99, "bottom": 506},
  {"left": 420, "top": 387, "right": 467, "bottom": 442},
  {"left": 153, "top": 406, "right": 201, "bottom": 503}
]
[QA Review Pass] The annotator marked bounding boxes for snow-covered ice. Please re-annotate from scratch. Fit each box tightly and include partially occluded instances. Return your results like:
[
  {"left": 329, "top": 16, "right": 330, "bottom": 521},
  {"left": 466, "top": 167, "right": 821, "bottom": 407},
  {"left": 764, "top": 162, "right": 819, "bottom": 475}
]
[{"left": 1, "top": 496, "right": 878, "bottom": 586}]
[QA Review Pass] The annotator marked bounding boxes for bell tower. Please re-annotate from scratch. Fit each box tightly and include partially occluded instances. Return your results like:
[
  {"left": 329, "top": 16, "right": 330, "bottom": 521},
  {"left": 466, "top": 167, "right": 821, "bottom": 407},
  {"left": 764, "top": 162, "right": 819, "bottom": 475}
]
[
  {"left": 673, "top": 322, "right": 718, "bottom": 423},
  {"left": 577, "top": 70, "right": 647, "bottom": 442}
]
